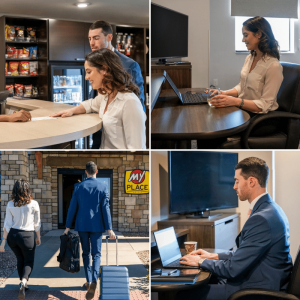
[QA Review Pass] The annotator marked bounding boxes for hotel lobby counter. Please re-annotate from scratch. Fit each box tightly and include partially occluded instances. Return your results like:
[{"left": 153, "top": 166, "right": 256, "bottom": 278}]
[{"left": 0, "top": 98, "right": 102, "bottom": 149}]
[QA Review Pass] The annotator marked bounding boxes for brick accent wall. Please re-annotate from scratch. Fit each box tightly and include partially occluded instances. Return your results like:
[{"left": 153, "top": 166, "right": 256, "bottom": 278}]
[{"left": 1, "top": 151, "right": 149, "bottom": 234}]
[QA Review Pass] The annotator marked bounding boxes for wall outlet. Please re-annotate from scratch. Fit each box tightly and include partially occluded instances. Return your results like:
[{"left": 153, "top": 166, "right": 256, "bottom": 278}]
[{"left": 213, "top": 79, "right": 218, "bottom": 87}]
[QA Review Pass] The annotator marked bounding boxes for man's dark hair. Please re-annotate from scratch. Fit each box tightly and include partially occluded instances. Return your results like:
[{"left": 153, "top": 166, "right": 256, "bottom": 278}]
[
  {"left": 86, "top": 161, "right": 97, "bottom": 175},
  {"left": 235, "top": 157, "right": 269, "bottom": 188},
  {"left": 89, "top": 21, "right": 113, "bottom": 36}
]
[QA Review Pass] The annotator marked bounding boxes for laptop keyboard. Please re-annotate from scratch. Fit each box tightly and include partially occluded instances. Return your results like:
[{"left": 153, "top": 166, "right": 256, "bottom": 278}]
[
  {"left": 166, "top": 258, "right": 198, "bottom": 269},
  {"left": 182, "top": 91, "right": 207, "bottom": 104}
]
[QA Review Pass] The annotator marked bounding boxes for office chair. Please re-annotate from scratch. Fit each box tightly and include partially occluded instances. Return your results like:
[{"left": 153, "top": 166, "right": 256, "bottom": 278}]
[
  {"left": 221, "top": 62, "right": 300, "bottom": 149},
  {"left": 227, "top": 247, "right": 300, "bottom": 300}
]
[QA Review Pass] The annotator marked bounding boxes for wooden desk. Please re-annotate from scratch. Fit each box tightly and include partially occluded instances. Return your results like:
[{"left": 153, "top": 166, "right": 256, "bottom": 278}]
[{"left": 151, "top": 88, "right": 250, "bottom": 145}]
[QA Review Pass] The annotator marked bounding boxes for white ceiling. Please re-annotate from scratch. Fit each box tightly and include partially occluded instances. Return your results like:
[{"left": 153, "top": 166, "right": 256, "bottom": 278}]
[{"left": 0, "top": 0, "right": 149, "bottom": 27}]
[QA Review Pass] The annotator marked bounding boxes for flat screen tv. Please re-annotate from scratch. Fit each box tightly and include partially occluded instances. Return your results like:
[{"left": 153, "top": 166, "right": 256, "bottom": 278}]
[
  {"left": 169, "top": 151, "right": 238, "bottom": 218},
  {"left": 151, "top": 3, "right": 188, "bottom": 63}
]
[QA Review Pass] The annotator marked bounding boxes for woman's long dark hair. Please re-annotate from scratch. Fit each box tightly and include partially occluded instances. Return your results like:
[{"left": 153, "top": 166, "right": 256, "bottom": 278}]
[
  {"left": 11, "top": 179, "right": 32, "bottom": 207},
  {"left": 85, "top": 48, "right": 140, "bottom": 97},
  {"left": 243, "top": 16, "right": 280, "bottom": 60}
]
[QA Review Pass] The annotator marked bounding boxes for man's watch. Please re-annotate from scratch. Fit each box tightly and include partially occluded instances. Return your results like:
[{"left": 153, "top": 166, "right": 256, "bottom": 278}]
[
  {"left": 198, "top": 257, "right": 206, "bottom": 266},
  {"left": 239, "top": 98, "right": 244, "bottom": 109}
]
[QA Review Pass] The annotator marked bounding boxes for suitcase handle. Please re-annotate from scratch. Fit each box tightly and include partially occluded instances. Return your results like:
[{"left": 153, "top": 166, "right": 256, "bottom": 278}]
[{"left": 105, "top": 235, "right": 118, "bottom": 266}]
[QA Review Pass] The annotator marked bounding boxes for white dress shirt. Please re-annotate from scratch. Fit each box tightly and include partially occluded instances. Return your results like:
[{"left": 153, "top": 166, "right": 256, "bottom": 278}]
[
  {"left": 4, "top": 200, "right": 41, "bottom": 233},
  {"left": 249, "top": 192, "right": 268, "bottom": 210},
  {"left": 81, "top": 91, "right": 146, "bottom": 149},
  {"left": 234, "top": 54, "right": 283, "bottom": 113}
]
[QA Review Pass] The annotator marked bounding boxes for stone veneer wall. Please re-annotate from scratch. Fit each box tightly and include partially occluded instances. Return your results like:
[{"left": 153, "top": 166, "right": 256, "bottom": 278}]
[{"left": 1, "top": 151, "right": 149, "bottom": 234}]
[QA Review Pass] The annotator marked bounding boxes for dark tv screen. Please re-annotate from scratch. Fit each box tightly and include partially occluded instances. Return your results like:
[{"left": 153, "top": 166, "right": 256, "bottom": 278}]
[
  {"left": 169, "top": 151, "right": 238, "bottom": 214},
  {"left": 151, "top": 3, "right": 188, "bottom": 59}
]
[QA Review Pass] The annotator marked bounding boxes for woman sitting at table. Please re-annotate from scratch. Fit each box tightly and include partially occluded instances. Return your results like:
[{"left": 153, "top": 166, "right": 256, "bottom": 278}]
[
  {"left": 209, "top": 16, "right": 283, "bottom": 115},
  {"left": 50, "top": 49, "right": 146, "bottom": 149}
]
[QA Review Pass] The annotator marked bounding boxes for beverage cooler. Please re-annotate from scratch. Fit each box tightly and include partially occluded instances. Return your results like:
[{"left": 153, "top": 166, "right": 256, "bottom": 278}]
[{"left": 49, "top": 64, "right": 92, "bottom": 105}]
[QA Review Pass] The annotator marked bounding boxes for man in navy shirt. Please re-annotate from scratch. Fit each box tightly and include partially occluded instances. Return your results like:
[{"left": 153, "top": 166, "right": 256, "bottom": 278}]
[
  {"left": 87, "top": 20, "right": 145, "bottom": 149},
  {"left": 64, "top": 161, "right": 115, "bottom": 300}
]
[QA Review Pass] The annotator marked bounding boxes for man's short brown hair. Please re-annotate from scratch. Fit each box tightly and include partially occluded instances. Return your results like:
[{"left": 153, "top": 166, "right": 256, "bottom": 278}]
[
  {"left": 235, "top": 157, "right": 269, "bottom": 188},
  {"left": 86, "top": 161, "right": 97, "bottom": 175},
  {"left": 89, "top": 21, "right": 113, "bottom": 36}
]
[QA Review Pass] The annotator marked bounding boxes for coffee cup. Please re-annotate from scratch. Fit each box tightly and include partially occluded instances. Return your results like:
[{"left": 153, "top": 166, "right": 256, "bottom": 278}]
[{"left": 184, "top": 241, "right": 197, "bottom": 254}]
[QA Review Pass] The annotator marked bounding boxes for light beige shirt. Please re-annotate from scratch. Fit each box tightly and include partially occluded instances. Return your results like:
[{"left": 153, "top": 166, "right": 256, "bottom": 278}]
[
  {"left": 249, "top": 192, "right": 268, "bottom": 210},
  {"left": 234, "top": 54, "right": 283, "bottom": 113},
  {"left": 81, "top": 91, "right": 146, "bottom": 149},
  {"left": 4, "top": 200, "right": 41, "bottom": 233}
]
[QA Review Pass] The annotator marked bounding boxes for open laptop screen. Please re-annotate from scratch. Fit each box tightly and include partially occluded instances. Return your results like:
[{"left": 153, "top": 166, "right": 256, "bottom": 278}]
[
  {"left": 163, "top": 71, "right": 183, "bottom": 103},
  {"left": 154, "top": 227, "right": 182, "bottom": 267}
]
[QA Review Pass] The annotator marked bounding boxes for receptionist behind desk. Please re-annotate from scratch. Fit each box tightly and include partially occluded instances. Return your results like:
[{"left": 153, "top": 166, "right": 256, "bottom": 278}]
[{"left": 208, "top": 16, "right": 283, "bottom": 114}]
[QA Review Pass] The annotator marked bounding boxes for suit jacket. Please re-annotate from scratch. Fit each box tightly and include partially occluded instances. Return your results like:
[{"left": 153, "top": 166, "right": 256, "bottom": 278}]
[
  {"left": 88, "top": 49, "right": 145, "bottom": 112},
  {"left": 201, "top": 194, "right": 293, "bottom": 298},
  {"left": 65, "top": 177, "right": 112, "bottom": 232}
]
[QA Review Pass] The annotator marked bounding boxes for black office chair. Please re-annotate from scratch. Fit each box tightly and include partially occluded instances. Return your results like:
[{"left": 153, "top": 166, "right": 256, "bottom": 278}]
[
  {"left": 222, "top": 62, "right": 300, "bottom": 149},
  {"left": 227, "top": 247, "right": 300, "bottom": 300}
]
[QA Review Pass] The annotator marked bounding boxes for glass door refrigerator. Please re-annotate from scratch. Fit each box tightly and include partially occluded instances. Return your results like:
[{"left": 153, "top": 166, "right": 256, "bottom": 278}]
[{"left": 50, "top": 64, "right": 94, "bottom": 148}]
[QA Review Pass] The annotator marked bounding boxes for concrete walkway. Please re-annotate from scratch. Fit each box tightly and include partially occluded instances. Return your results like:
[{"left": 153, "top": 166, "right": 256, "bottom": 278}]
[{"left": 0, "top": 230, "right": 149, "bottom": 299}]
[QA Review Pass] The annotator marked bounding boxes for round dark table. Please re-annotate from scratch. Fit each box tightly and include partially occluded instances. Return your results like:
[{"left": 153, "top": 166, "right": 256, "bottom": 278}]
[{"left": 151, "top": 88, "right": 250, "bottom": 148}]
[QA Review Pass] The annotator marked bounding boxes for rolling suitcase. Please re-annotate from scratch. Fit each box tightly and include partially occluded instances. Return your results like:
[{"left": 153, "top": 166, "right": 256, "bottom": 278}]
[{"left": 99, "top": 236, "right": 130, "bottom": 300}]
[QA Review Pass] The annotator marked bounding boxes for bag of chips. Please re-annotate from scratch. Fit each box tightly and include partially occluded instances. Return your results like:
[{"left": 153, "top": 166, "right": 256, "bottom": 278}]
[
  {"left": 26, "top": 27, "right": 37, "bottom": 42},
  {"left": 19, "top": 61, "right": 30, "bottom": 75},
  {"left": 5, "top": 25, "right": 15, "bottom": 41},
  {"left": 24, "top": 85, "right": 33, "bottom": 97},
  {"left": 29, "top": 46, "right": 38, "bottom": 59},
  {"left": 5, "top": 85, "right": 14, "bottom": 95},
  {"left": 29, "top": 61, "right": 38, "bottom": 75},
  {"left": 9, "top": 62, "right": 19, "bottom": 76},
  {"left": 22, "top": 47, "right": 29, "bottom": 58},
  {"left": 32, "top": 86, "right": 39, "bottom": 98},
  {"left": 5, "top": 62, "right": 8, "bottom": 76},
  {"left": 6, "top": 45, "right": 15, "bottom": 58},
  {"left": 17, "top": 49, "right": 23, "bottom": 58},
  {"left": 15, "top": 84, "right": 24, "bottom": 96},
  {"left": 15, "top": 26, "right": 25, "bottom": 41}
]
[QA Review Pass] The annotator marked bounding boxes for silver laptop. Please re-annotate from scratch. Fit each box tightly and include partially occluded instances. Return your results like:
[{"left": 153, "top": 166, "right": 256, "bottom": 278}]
[
  {"left": 163, "top": 71, "right": 208, "bottom": 105},
  {"left": 153, "top": 227, "right": 199, "bottom": 269}
]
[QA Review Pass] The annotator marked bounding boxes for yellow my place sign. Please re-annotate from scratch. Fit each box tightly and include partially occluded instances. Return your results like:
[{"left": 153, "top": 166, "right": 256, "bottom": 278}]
[{"left": 125, "top": 170, "right": 149, "bottom": 194}]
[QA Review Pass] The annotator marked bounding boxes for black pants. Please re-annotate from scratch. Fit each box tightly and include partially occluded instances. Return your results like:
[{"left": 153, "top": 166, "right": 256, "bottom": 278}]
[{"left": 7, "top": 228, "right": 36, "bottom": 281}]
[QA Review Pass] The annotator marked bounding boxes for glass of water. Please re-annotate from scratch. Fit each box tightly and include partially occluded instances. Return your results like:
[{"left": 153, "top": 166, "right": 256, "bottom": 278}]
[{"left": 207, "top": 88, "right": 220, "bottom": 107}]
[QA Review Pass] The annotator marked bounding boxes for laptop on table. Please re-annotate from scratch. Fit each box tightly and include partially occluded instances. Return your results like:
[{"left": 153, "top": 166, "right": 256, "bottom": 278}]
[
  {"left": 163, "top": 71, "right": 208, "bottom": 105},
  {"left": 153, "top": 227, "right": 199, "bottom": 269}
]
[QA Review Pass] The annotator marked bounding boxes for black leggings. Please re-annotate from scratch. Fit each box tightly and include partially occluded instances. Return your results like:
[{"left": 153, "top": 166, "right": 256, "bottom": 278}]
[{"left": 7, "top": 228, "right": 36, "bottom": 281}]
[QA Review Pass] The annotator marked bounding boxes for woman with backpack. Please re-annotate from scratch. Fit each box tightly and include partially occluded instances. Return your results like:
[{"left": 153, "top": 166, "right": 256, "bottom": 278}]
[{"left": 0, "top": 180, "right": 41, "bottom": 300}]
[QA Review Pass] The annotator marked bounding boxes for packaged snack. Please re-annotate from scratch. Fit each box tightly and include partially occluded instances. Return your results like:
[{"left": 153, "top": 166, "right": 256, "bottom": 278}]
[
  {"left": 26, "top": 27, "right": 37, "bottom": 42},
  {"left": 19, "top": 61, "right": 30, "bottom": 75},
  {"left": 15, "top": 26, "right": 25, "bottom": 41},
  {"left": 6, "top": 45, "right": 15, "bottom": 58},
  {"left": 5, "top": 25, "right": 15, "bottom": 41},
  {"left": 13, "top": 48, "right": 18, "bottom": 58},
  {"left": 29, "top": 61, "right": 38, "bottom": 75},
  {"left": 9, "top": 62, "right": 19, "bottom": 76},
  {"left": 17, "top": 49, "right": 23, "bottom": 58},
  {"left": 5, "top": 85, "right": 14, "bottom": 94},
  {"left": 32, "top": 86, "right": 38, "bottom": 98},
  {"left": 5, "top": 63, "right": 8, "bottom": 76},
  {"left": 15, "top": 84, "right": 24, "bottom": 96},
  {"left": 24, "top": 85, "right": 32, "bottom": 97},
  {"left": 22, "top": 47, "right": 30, "bottom": 58},
  {"left": 29, "top": 46, "right": 38, "bottom": 59}
]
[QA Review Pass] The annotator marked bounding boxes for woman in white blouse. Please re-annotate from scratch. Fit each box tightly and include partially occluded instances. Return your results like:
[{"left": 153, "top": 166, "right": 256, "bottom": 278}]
[
  {"left": 50, "top": 49, "right": 146, "bottom": 149},
  {"left": 0, "top": 180, "right": 41, "bottom": 300},
  {"left": 209, "top": 16, "right": 283, "bottom": 114}
]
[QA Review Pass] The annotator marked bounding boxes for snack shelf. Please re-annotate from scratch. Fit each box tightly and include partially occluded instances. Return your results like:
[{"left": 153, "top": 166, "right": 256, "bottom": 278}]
[
  {"left": 5, "top": 41, "right": 38, "bottom": 44},
  {"left": 6, "top": 58, "right": 38, "bottom": 61},
  {"left": 6, "top": 75, "right": 38, "bottom": 78}
]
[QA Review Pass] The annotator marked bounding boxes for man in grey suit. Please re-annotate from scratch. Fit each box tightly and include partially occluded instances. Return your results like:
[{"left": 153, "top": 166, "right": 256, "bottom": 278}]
[
  {"left": 177, "top": 157, "right": 293, "bottom": 300},
  {"left": 87, "top": 20, "right": 145, "bottom": 149}
]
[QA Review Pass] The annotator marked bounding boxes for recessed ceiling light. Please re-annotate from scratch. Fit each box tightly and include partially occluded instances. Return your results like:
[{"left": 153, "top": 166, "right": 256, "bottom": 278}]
[{"left": 75, "top": 3, "right": 90, "bottom": 8}]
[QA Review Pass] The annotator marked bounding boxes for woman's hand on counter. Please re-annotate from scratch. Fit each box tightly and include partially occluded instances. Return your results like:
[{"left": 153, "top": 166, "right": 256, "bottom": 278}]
[
  {"left": 8, "top": 110, "right": 32, "bottom": 122},
  {"left": 50, "top": 109, "right": 74, "bottom": 118}
]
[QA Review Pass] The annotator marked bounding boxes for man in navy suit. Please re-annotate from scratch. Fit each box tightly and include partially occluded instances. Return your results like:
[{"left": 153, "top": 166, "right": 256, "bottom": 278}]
[
  {"left": 64, "top": 161, "right": 115, "bottom": 300},
  {"left": 86, "top": 20, "right": 145, "bottom": 149},
  {"left": 177, "top": 157, "right": 293, "bottom": 300}
]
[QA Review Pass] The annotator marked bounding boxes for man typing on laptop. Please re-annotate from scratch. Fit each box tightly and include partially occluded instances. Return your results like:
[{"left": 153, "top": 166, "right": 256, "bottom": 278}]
[{"left": 176, "top": 157, "right": 292, "bottom": 300}]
